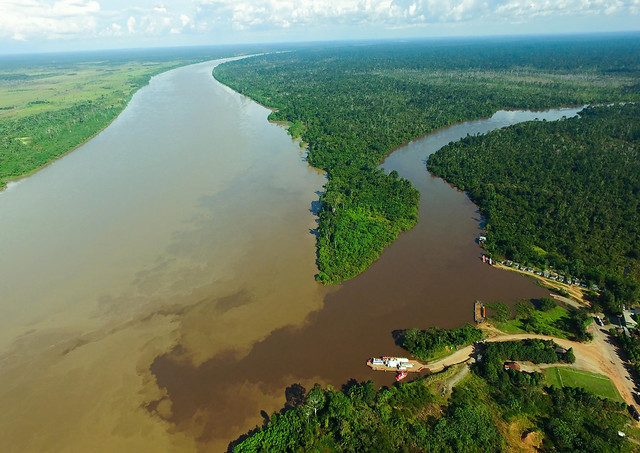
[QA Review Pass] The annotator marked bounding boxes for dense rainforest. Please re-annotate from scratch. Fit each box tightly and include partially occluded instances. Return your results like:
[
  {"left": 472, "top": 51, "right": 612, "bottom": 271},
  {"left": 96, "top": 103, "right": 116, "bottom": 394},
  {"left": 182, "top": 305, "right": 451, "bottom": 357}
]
[
  {"left": 428, "top": 103, "right": 640, "bottom": 306},
  {"left": 231, "top": 339, "right": 631, "bottom": 452},
  {"left": 401, "top": 324, "right": 484, "bottom": 361},
  {"left": 213, "top": 34, "right": 640, "bottom": 284}
]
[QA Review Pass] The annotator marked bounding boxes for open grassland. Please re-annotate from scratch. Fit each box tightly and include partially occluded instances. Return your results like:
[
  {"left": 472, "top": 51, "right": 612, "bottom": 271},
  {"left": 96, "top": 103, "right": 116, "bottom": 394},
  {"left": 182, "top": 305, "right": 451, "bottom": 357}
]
[
  {"left": 0, "top": 57, "right": 181, "bottom": 188},
  {"left": 0, "top": 47, "right": 256, "bottom": 189},
  {"left": 544, "top": 367, "right": 624, "bottom": 403},
  {"left": 0, "top": 61, "right": 177, "bottom": 119},
  {"left": 491, "top": 305, "right": 572, "bottom": 338}
]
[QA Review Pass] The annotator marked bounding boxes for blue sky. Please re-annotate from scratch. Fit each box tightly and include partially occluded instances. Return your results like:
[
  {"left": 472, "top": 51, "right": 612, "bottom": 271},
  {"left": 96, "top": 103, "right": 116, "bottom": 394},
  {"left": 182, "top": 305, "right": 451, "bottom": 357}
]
[{"left": 0, "top": 0, "right": 639, "bottom": 54}]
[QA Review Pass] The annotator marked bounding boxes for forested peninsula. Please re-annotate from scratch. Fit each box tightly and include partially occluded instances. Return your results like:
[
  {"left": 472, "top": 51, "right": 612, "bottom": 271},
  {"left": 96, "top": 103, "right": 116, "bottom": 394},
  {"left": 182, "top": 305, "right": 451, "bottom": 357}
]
[
  {"left": 428, "top": 103, "right": 640, "bottom": 307},
  {"left": 213, "top": 34, "right": 640, "bottom": 284}
]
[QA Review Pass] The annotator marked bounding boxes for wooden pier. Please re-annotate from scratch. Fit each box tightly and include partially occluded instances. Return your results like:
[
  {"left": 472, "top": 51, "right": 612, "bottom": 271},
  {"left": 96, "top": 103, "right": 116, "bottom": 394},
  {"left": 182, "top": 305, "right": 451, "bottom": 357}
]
[{"left": 474, "top": 300, "right": 486, "bottom": 324}]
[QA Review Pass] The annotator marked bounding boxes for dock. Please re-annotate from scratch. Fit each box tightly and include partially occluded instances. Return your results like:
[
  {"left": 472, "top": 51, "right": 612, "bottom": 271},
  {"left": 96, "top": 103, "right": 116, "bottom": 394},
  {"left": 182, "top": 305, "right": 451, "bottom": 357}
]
[
  {"left": 474, "top": 300, "right": 486, "bottom": 324},
  {"left": 367, "top": 357, "right": 425, "bottom": 373}
]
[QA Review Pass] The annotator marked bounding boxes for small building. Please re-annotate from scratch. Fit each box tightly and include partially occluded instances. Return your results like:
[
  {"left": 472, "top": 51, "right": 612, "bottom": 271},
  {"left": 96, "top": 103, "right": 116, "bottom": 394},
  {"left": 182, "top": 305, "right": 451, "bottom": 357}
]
[{"left": 504, "top": 361, "right": 521, "bottom": 371}]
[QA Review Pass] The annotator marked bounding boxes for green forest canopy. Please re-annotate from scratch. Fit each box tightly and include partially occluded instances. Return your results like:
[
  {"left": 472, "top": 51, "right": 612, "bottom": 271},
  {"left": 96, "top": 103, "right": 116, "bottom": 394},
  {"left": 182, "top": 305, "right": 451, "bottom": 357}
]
[
  {"left": 232, "top": 339, "right": 632, "bottom": 452},
  {"left": 214, "top": 34, "right": 640, "bottom": 284},
  {"left": 428, "top": 103, "right": 640, "bottom": 305},
  {"left": 401, "top": 324, "right": 484, "bottom": 361}
]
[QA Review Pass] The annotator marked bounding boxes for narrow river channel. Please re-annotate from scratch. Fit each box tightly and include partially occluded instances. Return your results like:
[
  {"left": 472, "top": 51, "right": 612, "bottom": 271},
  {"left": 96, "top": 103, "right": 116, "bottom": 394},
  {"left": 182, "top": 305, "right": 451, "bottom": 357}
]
[{"left": 0, "top": 57, "right": 582, "bottom": 451}]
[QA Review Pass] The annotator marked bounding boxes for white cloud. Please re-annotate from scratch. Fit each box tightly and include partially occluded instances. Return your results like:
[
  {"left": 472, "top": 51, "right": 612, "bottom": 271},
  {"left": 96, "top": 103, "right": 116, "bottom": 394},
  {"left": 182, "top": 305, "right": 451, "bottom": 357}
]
[
  {"left": 0, "top": 0, "right": 637, "bottom": 47},
  {"left": 192, "top": 0, "right": 640, "bottom": 30},
  {"left": 0, "top": 0, "right": 101, "bottom": 41},
  {"left": 127, "top": 15, "right": 136, "bottom": 33}
]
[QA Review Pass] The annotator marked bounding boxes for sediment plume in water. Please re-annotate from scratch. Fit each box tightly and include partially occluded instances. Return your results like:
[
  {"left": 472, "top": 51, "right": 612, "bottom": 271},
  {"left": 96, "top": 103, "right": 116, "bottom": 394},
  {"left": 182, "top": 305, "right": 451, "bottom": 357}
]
[{"left": 0, "top": 57, "right": 580, "bottom": 451}]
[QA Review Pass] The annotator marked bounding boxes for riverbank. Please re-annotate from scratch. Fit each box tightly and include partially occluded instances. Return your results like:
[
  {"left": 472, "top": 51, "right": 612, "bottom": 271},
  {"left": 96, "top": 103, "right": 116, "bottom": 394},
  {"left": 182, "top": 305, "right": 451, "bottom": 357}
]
[
  {"left": 493, "top": 261, "right": 589, "bottom": 305},
  {"left": 3, "top": 43, "right": 634, "bottom": 452},
  {"left": 0, "top": 58, "right": 330, "bottom": 452},
  {"left": 212, "top": 39, "right": 638, "bottom": 284},
  {"left": 230, "top": 323, "right": 640, "bottom": 451},
  {"left": 0, "top": 50, "right": 249, "bottom": 190},
  {"left": 409, "top": 321, "right": 633, "bottom": 407}
]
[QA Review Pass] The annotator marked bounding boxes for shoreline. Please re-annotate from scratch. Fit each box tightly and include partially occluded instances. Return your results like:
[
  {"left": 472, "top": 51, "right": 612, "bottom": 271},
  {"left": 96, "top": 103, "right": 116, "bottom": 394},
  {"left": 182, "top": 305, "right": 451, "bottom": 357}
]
[
  {"left": 379, "top": 104, "right": 586, "bottom": 168},
  {"left": 2, "top": 107, "right": 125, "bottom": 191},
  {"left": 0, "top": 57, "right": 246, "bottom": 193},
  {"left": 0, "top": 74, "right": 163, "bottom": 192},
  {"left": 490, "top": 261, "right": 589, "bottom": 305}
]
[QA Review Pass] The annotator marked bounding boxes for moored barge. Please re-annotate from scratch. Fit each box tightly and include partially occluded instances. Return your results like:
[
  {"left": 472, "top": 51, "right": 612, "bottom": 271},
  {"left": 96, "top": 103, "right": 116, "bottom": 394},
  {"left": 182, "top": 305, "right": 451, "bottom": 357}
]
[{"left": 367, "top": 356, "right": 424, "bottom": 373}]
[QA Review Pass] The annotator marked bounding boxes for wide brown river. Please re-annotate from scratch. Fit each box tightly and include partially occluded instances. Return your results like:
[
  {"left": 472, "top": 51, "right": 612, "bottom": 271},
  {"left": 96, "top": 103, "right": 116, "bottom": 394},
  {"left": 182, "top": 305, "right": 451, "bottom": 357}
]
[{"left": 0, "top": 58, "right": 582, "bottom": 451}]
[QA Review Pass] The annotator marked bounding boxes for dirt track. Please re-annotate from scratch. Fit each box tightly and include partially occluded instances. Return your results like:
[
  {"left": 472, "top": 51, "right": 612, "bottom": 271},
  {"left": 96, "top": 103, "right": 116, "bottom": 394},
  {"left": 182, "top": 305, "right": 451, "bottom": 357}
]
[
  {"left": 472, "top": 266, "right": 635, "bottom": 407},
  {"left": 420, "top": 324, "right": 637, "bottom": 407}
]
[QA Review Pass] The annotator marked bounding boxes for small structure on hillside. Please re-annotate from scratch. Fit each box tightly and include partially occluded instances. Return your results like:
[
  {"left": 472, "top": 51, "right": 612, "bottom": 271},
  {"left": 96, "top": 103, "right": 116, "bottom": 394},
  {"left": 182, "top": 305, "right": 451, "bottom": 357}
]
[{"left": 504, "top": 361, "right": 521, "bottom": 371}]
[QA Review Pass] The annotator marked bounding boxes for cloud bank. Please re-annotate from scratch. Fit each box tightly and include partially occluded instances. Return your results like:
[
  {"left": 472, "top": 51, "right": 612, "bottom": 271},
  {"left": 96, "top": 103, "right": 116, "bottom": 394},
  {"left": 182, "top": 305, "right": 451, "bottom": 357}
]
[{"left": 0, "top": 0, "right": 638, "bottom": 48}]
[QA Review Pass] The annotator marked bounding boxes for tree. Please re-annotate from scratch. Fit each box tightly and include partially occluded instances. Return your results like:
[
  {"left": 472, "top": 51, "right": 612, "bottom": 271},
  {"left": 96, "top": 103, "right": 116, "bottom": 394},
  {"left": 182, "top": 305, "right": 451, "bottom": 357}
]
[
  {"left": 303, "top": 384, "right": 326, "bottom": 422},
  {"left": 538, "top": 297, "right": 557, "bottom": 312},
  {"left": 486, "top": 302, "right": 511, "bottom": 323},
  {"left": 515, "top": 301, "right": 534, "bottom": 318},
  {"left": 564, "top": 348, "right": 576, "bottom": 364}
]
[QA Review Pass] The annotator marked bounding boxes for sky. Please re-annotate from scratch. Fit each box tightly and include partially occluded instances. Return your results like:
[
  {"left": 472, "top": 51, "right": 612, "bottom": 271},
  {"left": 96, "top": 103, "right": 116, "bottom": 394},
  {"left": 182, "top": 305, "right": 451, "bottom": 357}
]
[{"left": 0, "top": 0, "right": 639, "bottom": 54}]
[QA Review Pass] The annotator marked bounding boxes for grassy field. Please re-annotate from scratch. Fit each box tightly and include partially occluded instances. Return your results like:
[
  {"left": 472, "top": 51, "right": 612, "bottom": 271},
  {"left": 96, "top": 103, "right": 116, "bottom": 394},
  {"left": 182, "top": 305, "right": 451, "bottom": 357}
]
[
  {"left": 543, "top": 367, "right": 623, "bottom": 403},
  {"left": 0, "top": 47, "right": 258, "bottom": 189},
  {"left": 1, "top": 61, "right": 176, "bottom": 120},
  {"left": 0, "top": 56, "right": 179, "bottom": 188},
  {"left": 491, "top": 305, "right": 572, "bottom": 338}
]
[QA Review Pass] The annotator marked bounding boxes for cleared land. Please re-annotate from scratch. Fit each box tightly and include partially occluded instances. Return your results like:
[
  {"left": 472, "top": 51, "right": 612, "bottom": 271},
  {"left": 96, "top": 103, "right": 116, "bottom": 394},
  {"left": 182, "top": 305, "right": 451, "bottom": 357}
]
[
  {"left": 543, "top": 366, "right": 623, "bottom": 403},
  {"left": 490, "top": 304, "right": 573, "bottom": 337}
]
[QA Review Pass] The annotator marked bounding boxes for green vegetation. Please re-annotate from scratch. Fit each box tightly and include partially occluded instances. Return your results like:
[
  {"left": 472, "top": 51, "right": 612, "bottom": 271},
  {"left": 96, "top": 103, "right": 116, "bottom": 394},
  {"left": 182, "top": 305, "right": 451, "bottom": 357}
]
[
  {"left": 428, "top": 103, "right": 640, "bottom": 306},
  {"left": 480, "top": 339, "right": 574, "bottom": 369},
  {"left": 401, "top": 324, "right": 483, "bottom": 361},
  {"left": 539, "top": 297, "right": 558, "bottom": 312},
  {"left": 286, "top": 120, "right": 307, "bottom": 142},
  {"left": 232, "top": 338, "right": 632, "bottom": 452},
  {"left": 214, "top": 34, "right": 640, "bottom": 283},
  {"left": 0, "top": 47, "right": 258, "bottom": 189},
  {"left": 487, "top": 299, "right": 592, "bottom": 341},
  {"left": 543, "top": 367, "right": 623, "bottom": 403},
  {"left": 611, "top": 327, "right": 640, "bottom": 376},
  {"left": 586, "top": 288, "right": 634, "bottom": 316},
  {"left": 485, "top": 302, "right": 512, "bottom": 323}
]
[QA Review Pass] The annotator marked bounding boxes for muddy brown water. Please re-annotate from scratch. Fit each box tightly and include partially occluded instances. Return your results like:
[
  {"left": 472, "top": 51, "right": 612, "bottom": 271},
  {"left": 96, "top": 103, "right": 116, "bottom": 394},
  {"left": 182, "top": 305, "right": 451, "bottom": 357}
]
[{"left": 0, "top": 57, "right": 582, "bottom": 452}]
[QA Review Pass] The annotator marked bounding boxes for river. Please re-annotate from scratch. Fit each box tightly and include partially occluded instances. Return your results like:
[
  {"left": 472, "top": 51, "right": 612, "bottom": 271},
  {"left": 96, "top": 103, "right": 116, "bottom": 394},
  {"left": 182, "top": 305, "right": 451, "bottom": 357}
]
[{"left": 0, "top": 57, "right": 582, "bottom": 452}]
